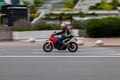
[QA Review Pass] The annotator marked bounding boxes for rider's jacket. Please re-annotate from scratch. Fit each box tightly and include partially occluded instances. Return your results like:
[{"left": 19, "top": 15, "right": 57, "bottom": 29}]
[{"left": 54, "top": 27, "right": 71, "bottom": 37}]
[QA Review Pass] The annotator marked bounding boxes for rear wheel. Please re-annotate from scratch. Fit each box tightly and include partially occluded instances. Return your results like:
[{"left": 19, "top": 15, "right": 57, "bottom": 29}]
[
  {"left": 68, "top": 42, "right": 78, "bottom": 52},
  {"left": 43, "top": 42, "right": 53, "bottom": 52}
]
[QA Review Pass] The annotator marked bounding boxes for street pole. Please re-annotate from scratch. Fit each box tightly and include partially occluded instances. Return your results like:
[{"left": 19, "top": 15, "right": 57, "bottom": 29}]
[
  {"left": 59, "top": 16, "right": 62, "bottom": 25},
  {"left": 117, "top": 7, "right": 120, "bottom": 16},
  {"left": 70, "top": 15, "right": 73, "bottom": 25}
]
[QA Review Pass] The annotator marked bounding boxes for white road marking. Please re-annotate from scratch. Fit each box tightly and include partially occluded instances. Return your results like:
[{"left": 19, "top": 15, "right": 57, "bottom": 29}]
[{"left": 0, "top": 56, "right": 120, "bottom": 58}]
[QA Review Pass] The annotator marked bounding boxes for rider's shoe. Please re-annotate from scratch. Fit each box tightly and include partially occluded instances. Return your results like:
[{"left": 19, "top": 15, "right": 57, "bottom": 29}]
[{"left": 60, "top": 44, "right": 67, "bottom": 50}]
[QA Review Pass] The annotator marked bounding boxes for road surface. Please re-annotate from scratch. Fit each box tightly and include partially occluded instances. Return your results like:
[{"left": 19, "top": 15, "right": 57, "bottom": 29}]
[
  {"left": 0, "top": 46, "right": 120, "bottom": 80},
  {"left": 0, "top": 57, "right": 120, "bottom": 80},
  {"left": 0, "top": 46, "right": 120, "bottom": 56}
]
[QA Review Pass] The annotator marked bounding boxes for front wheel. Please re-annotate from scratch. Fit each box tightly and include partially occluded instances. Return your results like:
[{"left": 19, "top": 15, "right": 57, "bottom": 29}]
[
  {"left": 43, "top": 42, "right": 53, "bottom": 52},
  {"left": 68, "top": 42, "right": 78, "bottom": 52}
]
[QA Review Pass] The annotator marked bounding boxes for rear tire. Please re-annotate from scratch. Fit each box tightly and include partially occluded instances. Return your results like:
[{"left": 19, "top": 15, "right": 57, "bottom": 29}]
[
  {"left": 43, "top": 42, "right": 53, "bottom": 52},
  {"left": 68, "top": 42, "right": 78, "bottom": 52}
]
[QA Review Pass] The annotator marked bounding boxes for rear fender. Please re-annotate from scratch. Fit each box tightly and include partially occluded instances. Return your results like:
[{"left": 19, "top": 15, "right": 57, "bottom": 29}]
[
  {"left": 69, "top": 37, "right": 78, "bottom": 42},
  {"left": 67, "top": 42, "right": 76, "bottom": 47}
]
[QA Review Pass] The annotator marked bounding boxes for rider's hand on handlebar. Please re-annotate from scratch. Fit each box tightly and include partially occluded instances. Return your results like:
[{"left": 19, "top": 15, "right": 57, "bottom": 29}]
[{"left": 52, "top": 34, "right": 55, "bottom": 37}]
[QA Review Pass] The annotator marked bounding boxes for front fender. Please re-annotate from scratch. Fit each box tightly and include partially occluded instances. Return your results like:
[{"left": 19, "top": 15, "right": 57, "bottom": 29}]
[
  {"left": 46, "top": 40, "right": 51, "bottom": 46},
  {"left": 46, "top": 40, "right": 54, "bottom": 46}
]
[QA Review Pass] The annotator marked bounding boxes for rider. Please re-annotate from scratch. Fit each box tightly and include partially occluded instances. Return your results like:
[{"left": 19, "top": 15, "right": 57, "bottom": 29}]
[{"left": 52, "top": 22, "right": 73, "bottom": 47}]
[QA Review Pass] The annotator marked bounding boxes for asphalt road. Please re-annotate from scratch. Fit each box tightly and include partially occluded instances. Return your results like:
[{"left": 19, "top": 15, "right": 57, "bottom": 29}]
[
  {"left": 0, "top": 57, "right": 120, "bottom": 80},
  {"left": 0, "top": 46, "right": 120, "bottom": 56},
  {"left": 0, "top": 46, "right": 120, "bottom": 80}
]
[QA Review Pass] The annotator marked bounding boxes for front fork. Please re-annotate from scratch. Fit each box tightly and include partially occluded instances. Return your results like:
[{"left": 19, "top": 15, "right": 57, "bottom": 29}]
[
  {"left": 46, "top": 40, "right": 54, "bottom": 47},
  {"left": 47, "top": 40, "right": 51, "bottom": 46}
]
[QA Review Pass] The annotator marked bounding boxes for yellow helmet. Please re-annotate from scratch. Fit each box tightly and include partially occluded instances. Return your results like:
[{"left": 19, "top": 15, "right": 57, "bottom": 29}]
[{"left": 60, "top": 22, "right": 66, "bottom": 28}]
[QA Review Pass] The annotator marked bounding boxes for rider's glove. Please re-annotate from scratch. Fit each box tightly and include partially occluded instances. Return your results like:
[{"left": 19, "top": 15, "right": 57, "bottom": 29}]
[{"left": 67, "top": 34, "right": 73, "bottom": 38}]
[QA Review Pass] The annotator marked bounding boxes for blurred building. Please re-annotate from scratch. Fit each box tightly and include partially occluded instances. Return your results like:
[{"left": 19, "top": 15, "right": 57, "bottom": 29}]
[
  {"left": 0, "top": 0, "right": 28, "bottom": 26},
  {"left": 0, "top": 0, "right": 23, "bottom": 9},
  {"left": 3, "top": 0, "right": 22, "bottom": 4},
  {"left": 1, "top": 5, "right": 28, "bottom": 26}
]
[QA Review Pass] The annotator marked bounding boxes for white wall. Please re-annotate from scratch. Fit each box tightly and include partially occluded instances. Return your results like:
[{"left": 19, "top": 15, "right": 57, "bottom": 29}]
[{"left": 13, "top": 30, "right": 80, "bottom": 40}]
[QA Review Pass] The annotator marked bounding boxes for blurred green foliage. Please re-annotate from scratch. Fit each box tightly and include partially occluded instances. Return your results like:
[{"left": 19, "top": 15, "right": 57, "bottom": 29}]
[{"left": 84, "top": 17, "right": 120, "bottom": 37}]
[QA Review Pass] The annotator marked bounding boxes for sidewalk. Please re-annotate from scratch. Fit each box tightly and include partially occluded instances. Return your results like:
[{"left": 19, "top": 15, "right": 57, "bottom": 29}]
[
  {"left": 78, "top": 38, "right": 120, "bottom": 47},
  {"left": 0, "top": 38, "right": 120, "bottom": 47}
]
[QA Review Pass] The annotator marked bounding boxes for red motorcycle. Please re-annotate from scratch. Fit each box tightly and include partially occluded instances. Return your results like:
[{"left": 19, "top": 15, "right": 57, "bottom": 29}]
[{"left": 43, "top": 32, "right": 78, "bottom": 52}]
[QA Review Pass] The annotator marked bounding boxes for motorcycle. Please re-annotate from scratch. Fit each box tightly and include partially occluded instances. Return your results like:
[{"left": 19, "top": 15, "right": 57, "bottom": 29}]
[{"left": 43, "top": 32, "right": 78, "bottom": 52}]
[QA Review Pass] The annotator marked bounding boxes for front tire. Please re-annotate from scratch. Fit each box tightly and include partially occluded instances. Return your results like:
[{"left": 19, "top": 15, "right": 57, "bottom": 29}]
[
  {"left": 68, "top": 42, "right": 78, "bottom": 52},
  {"left": 43, "top": 42, "right": 53, "bottom": 52}
]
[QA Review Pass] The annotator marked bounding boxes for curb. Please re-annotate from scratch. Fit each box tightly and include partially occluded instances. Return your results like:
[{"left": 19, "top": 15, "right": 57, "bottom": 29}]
[
  {"left": 0, "top": 38, "right": 120, "bottom": 47},
  {"left": 99, "top": 45, "right": 120, "bottom": 47}
]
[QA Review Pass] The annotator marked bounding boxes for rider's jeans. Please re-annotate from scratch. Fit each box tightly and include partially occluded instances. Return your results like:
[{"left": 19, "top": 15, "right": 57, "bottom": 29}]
[{"left": 57, "top": 36, "right": 67, "bottom": 46}]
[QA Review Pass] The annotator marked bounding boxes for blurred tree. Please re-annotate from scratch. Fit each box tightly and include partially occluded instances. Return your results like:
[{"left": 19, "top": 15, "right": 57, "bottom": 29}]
[
  {"left": 80, "top": 0, "right": 85, "bottom": 2},
  {"left": 100, "top": 3, "right": 113, "bottom": 10},
  {"left": 101, "top": 0, "right": 108, "bottom": 3},
  {"left": 34, "top": 0, "right": 44, "bottom": 5},
  {"left": 64, "top": 1, "right": 74, "bottom": 8},
  {"left": 30, "top": 4, "right": 38, "bottom": 13},
  {"left": 23, "top": 1, "right": 32, "bottom": 6},
  {"left": 111, "top": 0, "right": 120, "bottom": 6},
  {"left": 112, "top": 0, "right": 119, "bottom": 3}
]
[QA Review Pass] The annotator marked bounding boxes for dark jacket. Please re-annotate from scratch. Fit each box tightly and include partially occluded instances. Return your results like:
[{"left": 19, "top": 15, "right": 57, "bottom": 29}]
[{"left": 54, "top": 27, "right": 71, "bottom": 37}]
